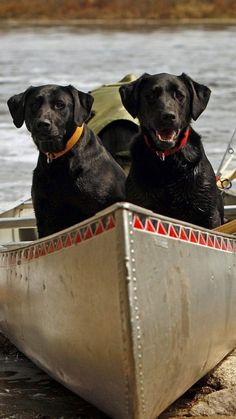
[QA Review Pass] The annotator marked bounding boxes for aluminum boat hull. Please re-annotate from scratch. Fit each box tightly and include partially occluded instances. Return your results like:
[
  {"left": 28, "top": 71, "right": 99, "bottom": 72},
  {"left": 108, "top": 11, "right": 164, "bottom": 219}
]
[{"left": 0, "top": 202, "right": 236, "bottom": 419}]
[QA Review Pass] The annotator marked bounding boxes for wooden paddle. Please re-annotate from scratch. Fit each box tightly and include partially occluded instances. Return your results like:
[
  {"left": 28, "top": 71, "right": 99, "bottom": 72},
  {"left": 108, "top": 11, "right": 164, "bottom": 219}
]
[{"left": 214, "top": 219, "right": 236, "bottom": 235}]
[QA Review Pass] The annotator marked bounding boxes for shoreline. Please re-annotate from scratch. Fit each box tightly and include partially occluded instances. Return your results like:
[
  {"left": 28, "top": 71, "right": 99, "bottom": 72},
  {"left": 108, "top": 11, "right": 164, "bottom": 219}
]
[{"left": 1, "top": 17, "right": 236, "bottom": 28}]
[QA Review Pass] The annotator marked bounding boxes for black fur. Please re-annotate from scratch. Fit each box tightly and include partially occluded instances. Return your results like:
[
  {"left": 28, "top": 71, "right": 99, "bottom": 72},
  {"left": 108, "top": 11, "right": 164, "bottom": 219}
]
[
  {"left": 8, "top": 84, "right": 126, "bottom": 238},
  {"left": 99, "top": 120, "right": 139, "bottom": 174},
  {"left": 120, "top": 72, "right": 224, "bottom": 229}
]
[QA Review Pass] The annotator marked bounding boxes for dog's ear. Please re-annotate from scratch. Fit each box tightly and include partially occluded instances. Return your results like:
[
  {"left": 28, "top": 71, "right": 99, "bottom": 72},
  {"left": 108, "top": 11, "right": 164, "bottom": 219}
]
[
  {"left": 67, "top": 85, "right": 94, "bottom": 126},
  {"left": 119, "top": 73, "right": 150, "bottom": 118},
  {"left": 181, "top": 73, "right": 211, "bottom": 120},
  {"left": 7, "top": 87, "right": 34, "bottom": 128}
]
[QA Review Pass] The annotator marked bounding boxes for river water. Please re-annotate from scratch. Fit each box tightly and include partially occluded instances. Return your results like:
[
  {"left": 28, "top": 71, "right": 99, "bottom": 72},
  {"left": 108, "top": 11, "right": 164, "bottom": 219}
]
[
  {"left": 0, "top": 24, "right": 236, "bottom": 206},
  {"left": 0, "top": 24, "right": 236, "bottom": 418}
]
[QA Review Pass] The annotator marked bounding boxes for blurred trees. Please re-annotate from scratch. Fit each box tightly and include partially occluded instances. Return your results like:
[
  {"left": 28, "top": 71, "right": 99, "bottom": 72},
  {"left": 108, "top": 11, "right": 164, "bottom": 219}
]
[{"left": 0, "top": 0, "right": 235, "bottom": 20}]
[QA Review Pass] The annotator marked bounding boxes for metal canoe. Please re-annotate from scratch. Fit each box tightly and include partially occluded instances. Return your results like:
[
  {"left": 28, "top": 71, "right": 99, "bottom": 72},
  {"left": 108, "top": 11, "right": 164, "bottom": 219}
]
[{"left": 0, "top": 200, "right": 236, "bottom": 419}]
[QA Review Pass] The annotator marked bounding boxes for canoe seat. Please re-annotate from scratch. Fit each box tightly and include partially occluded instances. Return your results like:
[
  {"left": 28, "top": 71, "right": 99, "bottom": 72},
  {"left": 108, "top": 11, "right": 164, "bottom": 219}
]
[
  {"left": 0, "top": 216, "right": 37, "bottom": 245},
  {"left": 0, "top": 217, "right": 36, "bottom": 229}
]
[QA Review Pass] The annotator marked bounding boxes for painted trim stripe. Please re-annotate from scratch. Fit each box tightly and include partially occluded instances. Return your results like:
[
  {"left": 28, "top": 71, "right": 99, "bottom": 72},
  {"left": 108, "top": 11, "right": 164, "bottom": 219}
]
[
  {"left": 0, "top": 213, "right": 116, "bottom": 267},
  {"left": 133, "top": 214, "right": 236, "bottom": 254}
]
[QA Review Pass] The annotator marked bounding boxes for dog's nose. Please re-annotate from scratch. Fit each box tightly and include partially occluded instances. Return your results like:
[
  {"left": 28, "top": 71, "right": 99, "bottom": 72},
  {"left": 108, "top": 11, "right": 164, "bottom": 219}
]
[
  {"left": 162, "top": 112, "right": 176, "bottom": 121},
  {"left": 36, "top": 119, "right": 51, "bottom": 130}
]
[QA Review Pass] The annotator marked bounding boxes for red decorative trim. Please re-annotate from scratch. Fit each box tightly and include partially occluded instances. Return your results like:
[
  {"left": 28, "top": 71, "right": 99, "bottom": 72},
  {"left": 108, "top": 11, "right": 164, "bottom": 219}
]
[
  {"left": 95, "top": 221, "right": 104, "bottom": 235},
  {"left": 133, "top": 215, "right": 144, "bottom": 230},
  {"left": 189, "top": 230, "right": 198, "bottom": 243},
  {"left": 145, "top": 219, "right": 156, "bottom": 233},
  {"left": 75, "top": 231, "right": 82, "bottom": 243},
  {"left": 207, "top": 235, "right": 214, "bottom": 248},
  {"left": 84, "top": 226, "right": 93, "bottom": 240},
  {"left": 180, "top": 227, "right": 189, "bottom": 241},
  {"left": 227, "top": 239, "right": 233, "bottom": 252},
  {"left": 47, "top": 241, "right": 55, "bottom": 254},
  {"left": 132, "top": 214, "right": 236, "bottom": 254},
  {"left": 214, "top": 237, "right": 221, "bottom": 250},
  {"left": 34, "top": 247, "right": 39, "bottom": 258},
  {"left": 221, "top": 239, "right": 227, "bottom": 252},
  {"left": 157, "top": 222, "right": 167, "bottom": 235},
  {"left": 199, "top": 233, "right": 206, "bottom": 246},
  {"left": 41, "top": 243, "right": 47, "bottom": 256},
  {"left": 64, "top": 234, "right": 73, "bottom": 248},
  {"left": 106, "top": 215, "right": 115, "bottom": 230},
  {"left": 0, "top": 213, "right": 116, "bottom": 267},
  {"left": 169, "top": 225, "right": 179, "bottom": 238},
  {"left": 56, "top": 238, "right": 63, "bottom": 251}
]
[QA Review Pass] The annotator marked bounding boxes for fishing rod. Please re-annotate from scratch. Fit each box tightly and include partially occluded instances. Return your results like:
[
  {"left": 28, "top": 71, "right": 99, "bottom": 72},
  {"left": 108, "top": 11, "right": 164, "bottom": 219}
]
[{"left": 216, "top": 128, "right": 236, "bottom": 178}]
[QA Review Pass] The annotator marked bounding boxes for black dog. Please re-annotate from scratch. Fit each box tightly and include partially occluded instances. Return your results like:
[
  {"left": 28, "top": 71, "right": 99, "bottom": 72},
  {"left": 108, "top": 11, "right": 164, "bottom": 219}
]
[
  {"left": 8, "top": 85, "right": 126, "bottom": 238},
  {"left": 120, "top": 72, "right": 224, "bottom": 229}
]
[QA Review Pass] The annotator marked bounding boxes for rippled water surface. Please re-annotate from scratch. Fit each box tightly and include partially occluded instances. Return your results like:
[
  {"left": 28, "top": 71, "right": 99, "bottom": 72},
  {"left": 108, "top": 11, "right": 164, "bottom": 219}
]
[{"left": 0, "top": 25, "right": 236, "bottom": 206}]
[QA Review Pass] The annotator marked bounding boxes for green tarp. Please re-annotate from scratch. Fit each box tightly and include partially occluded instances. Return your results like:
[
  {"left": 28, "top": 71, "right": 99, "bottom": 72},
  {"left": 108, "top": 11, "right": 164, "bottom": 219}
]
[{"left": 88, "top": 74, "right": 139, "bottom": 134}]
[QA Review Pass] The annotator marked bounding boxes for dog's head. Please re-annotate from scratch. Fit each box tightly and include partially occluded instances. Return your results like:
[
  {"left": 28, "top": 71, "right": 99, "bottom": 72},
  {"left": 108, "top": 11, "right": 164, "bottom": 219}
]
[
  {"left": 7, "top": 85, "right": 94, "bottom": 153},
  {"left": 119, "top": 72, "right": 211, "bottom": 151}
]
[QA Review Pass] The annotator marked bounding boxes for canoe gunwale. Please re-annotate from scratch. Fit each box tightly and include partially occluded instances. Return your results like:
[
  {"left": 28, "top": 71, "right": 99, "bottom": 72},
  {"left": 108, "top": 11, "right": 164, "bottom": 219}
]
[{"left": 0, "top": 201, "right": 235, "bottom": 258}]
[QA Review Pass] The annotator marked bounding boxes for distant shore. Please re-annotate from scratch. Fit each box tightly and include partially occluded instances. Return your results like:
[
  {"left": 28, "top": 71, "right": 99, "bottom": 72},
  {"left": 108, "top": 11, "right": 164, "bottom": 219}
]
[
  {"left": 1, "top": 17, "right": 236, "bottom": 28},
  {"left": 0, "top": 0, "right": 236, "bottom": 24}
]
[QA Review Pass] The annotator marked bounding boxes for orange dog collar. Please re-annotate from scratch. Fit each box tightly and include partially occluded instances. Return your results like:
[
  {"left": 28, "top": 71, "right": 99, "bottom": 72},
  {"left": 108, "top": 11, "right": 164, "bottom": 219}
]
[{"left": 45, "top": 125, "right": 84, "bottom": 163}]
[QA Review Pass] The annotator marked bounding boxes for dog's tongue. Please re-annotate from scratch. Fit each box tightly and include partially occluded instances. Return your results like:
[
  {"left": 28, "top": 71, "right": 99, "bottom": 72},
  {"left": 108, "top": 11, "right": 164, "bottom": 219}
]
[{"left": 156, "top": 129, "right": 176, "bottom": 141}]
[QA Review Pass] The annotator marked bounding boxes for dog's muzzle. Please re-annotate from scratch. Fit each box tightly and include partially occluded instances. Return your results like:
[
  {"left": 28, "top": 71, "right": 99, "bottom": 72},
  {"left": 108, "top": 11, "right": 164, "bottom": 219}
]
[{"left": 33, "top": 136, "right": 65, "bottom": 153}]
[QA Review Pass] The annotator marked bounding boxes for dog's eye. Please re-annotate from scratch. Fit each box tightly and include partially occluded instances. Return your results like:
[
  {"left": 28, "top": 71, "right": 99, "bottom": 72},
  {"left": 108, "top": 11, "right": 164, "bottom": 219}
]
[
  {"left": 31, "top": 102, "right": 40, "bottom": 112},
  {"left": 175, "top": 91, "right": 184, "bottom": 101},
  {"left": 54, "top": 101, "right": 65, "bottom": 110}
]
